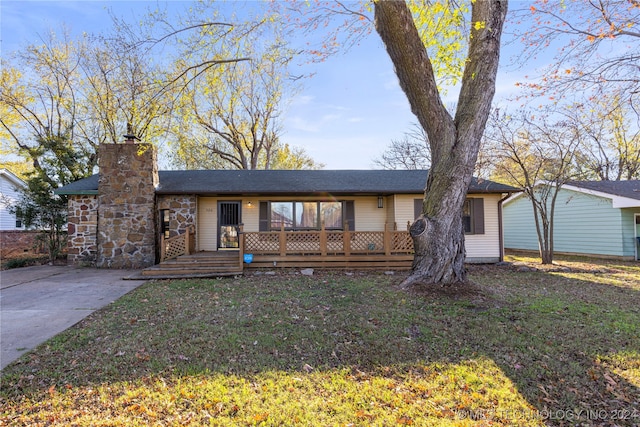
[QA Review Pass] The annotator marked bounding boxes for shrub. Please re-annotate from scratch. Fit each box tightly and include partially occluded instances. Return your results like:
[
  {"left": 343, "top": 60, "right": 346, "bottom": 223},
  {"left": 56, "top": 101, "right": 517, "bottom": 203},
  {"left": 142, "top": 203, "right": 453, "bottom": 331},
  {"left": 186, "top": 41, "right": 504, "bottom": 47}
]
[{"left": 2, "top": 255, "right": 48, "bottom": 270}]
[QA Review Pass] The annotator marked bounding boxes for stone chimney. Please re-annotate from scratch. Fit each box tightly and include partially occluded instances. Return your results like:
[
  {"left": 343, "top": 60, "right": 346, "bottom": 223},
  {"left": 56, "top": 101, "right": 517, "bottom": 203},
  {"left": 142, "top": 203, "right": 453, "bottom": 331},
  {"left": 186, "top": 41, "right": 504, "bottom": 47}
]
[{"left": 96, "top": 141, "right": 158, "bottom": 268}]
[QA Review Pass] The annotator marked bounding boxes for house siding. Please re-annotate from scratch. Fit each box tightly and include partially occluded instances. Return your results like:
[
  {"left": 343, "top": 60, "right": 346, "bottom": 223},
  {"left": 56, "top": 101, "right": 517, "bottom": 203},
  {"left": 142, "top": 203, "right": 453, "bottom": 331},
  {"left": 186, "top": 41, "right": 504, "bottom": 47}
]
[
  {"left": 385, "top": 196, "right": 395, "bottom": 228},
  {"left": 0, "top": 171, "right": 48, "bottom": 259},
  {"left": 199, "top": 196, "right": 388, "bottom": 250},
  {"left": 466, "top": 194, "right": 501, "bottom": 261},
  {"left": 636, "top": 213, "right": 640, "bottom": 260},
  {"left": 200, "top": 193, "right": 503, "bottom": 262},
  {"left": 621, "top": 208, "right": 640, "bottom": 258},
  {"left": 394, "top": 194, "right": 502, "bottom": 262},
  {"left": 504, "top": 188, "right": 631, "bottom": 258},
  {"left": 243, "top": 199, "right": 260, "bottom": 233},
  {"left": 198, "top": 197, "right": 218, "bottom": 251},
  {"left": 393, "top": 195, "right": 419, "bottom": 231},
  {"left": 503, "top": 195, "right": 539, "bottom": 251},
  {"left": 0, "top": 172, "right": 24, "bottom": 230},
  {"left": 354, "top": 196, "right": 387, "bottom": 231}
]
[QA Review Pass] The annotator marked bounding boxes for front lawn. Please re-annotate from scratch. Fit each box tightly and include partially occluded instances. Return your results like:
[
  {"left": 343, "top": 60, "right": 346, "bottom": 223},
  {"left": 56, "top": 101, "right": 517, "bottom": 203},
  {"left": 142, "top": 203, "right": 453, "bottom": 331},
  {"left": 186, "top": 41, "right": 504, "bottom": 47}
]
[{"left": 1, "top": 256, "right": 639, "bottom": 426}]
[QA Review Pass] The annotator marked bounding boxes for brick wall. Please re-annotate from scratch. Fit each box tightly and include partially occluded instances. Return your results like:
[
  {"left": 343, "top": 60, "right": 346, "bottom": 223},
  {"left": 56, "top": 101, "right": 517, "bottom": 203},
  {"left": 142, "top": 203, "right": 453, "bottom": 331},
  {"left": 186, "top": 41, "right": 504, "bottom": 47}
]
[{"left": 0, "top": 230, "right": 46, "bottom": 258}]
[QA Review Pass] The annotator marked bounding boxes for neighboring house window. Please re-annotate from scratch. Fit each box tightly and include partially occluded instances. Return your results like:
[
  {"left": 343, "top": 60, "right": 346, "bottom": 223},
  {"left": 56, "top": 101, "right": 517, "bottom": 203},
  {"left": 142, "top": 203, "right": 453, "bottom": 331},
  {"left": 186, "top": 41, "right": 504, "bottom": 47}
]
[
  {"left": 15, "top": 207, "right": 23, "bottom": 229},
  {"left": 160, "top": 209, "right": 170, "bottom": 238},
  {"left": 260, "top": 201, "right": 355, "bottom": 231},
  {"left": 463, "top": 198, "right": 485, "bottom": 235}
]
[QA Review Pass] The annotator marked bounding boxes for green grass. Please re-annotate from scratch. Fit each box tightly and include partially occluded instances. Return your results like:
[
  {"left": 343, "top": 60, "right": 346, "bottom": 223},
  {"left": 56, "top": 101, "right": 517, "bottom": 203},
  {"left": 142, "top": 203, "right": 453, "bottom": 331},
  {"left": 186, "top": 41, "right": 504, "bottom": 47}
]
[{"left": 1, "top": 256, "right": 639, "bottom": 426}]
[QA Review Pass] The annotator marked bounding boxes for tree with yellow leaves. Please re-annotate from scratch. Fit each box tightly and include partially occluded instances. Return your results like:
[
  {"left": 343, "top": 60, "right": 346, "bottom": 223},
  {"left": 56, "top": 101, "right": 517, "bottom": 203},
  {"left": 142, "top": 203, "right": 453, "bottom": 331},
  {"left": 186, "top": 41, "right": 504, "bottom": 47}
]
[
  {"left": 0, "top": 32, "right": 97, "bottom": 180},
  {"left": 375, "top": 0, "right": 508, "bottom": 287},
  {"left": 286, "top": 0, "right": 507, "bottom": 286},
  {"left": 164, "top": 5, "right": 320, "bottom": 170}
]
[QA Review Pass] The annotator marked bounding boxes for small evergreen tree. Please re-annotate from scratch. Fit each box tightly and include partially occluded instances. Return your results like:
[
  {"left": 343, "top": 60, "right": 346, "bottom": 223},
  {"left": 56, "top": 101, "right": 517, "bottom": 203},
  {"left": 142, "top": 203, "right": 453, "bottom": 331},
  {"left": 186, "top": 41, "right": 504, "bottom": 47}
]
[
  {"left": 12, "top": 172, "right": 68, "bottom": 262},
  {"left": 11, "top": 135, "right": 94, "bottom": 262}
]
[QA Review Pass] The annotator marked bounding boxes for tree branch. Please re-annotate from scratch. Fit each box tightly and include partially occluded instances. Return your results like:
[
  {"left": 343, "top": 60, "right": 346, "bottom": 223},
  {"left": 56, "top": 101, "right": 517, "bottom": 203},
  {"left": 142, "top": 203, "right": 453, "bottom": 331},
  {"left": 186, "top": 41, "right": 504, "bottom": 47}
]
[{"left": 373, "top": 0, "right": 453, "bottom": 153}]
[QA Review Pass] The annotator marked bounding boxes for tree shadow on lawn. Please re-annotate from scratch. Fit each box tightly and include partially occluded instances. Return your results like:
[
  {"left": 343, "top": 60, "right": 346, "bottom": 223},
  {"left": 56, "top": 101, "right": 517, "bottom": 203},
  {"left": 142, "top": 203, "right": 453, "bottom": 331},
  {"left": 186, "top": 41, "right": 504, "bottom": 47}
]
[
  {"left": 445, "top": 264, "right": 640, "bottom": 425},
  {"left": 1, "top": 265, "right": 639, "bottom": 425}
]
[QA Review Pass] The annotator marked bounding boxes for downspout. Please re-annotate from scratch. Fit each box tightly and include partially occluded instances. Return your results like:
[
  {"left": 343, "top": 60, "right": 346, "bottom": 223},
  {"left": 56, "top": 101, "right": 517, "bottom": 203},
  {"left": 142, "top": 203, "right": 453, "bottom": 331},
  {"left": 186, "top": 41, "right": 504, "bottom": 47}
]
[{"left": 498, "top": 192, "right": 513, "bottom": 262}]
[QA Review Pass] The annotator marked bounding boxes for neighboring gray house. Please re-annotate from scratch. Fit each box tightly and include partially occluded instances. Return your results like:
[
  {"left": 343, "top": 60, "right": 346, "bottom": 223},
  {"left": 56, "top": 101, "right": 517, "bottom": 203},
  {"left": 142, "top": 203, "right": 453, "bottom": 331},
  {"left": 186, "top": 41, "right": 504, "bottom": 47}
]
[
  {"left": 504, "top": 181, "right": 640, "bottom": 261},
  {"left": 0, "top": 168, "right": 43, "bottom": 258},
  {"left": 0, "top": 168, "right": 26, "bottom": 230}
]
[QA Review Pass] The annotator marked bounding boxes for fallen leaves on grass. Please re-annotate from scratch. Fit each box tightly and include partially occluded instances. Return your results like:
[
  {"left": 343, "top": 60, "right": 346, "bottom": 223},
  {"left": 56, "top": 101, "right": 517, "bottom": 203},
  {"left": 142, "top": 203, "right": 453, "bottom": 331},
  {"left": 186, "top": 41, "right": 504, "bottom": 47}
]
[{"left": 1, "top": 260, "right": 639, "bottom": 426}]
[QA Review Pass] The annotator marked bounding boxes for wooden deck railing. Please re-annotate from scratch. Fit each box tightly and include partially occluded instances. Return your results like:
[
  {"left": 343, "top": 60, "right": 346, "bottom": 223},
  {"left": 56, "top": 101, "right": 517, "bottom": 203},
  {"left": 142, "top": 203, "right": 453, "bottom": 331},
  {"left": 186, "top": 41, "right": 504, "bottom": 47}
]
[
  {"left": 243, "top": 224, "right": 413, "bottom": 257},
  {"left": 160, "top": 225, "right": 195, "bottom": 261}
]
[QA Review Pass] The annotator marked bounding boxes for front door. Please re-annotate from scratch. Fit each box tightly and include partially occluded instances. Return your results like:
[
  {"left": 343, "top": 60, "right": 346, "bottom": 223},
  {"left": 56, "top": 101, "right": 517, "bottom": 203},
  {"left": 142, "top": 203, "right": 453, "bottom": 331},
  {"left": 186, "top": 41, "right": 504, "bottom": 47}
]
[{"left": 218, "top": 201, "right": 241, "bottom": 250}]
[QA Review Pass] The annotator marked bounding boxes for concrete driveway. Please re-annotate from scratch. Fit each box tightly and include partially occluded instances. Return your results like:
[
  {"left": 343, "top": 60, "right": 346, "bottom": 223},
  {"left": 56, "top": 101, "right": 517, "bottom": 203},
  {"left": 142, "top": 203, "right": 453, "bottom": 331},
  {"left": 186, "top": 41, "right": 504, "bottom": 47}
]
[{"left": 0, "top": 265, "right": 147, "bottom": 370}]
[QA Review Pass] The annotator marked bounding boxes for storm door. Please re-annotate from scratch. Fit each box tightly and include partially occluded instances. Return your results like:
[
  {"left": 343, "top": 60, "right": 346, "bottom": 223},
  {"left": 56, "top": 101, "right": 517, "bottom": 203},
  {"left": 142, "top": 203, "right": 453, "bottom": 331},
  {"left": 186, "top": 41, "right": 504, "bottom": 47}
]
[{"left": 218, "top": 201, "right": 241, "bottom": 250}]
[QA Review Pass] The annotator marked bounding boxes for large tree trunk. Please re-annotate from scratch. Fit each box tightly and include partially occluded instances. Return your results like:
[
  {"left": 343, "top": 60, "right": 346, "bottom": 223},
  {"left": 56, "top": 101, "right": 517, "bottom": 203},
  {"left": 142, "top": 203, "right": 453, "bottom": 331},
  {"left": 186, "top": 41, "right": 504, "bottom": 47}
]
[{"left": 374, "top": 0, "right": 507, "bottom": 287}]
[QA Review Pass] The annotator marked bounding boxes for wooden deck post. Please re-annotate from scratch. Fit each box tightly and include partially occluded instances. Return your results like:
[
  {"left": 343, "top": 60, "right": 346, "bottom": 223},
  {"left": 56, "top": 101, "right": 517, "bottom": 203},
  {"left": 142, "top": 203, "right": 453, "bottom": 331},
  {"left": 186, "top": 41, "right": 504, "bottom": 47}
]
[
  {"left": 344, "top": 223, "right": 351, "bottom": 256},
  {"left": 384, "top": 223, "right": 391, "bottom": 256},
  {"left": 238, "top": 224, "right": 244, "bottom": 272},
  {"left": 185, "top": 227, "right": 191, "bottom": 256},
  {"left": 279, "top": 223, "right": 286, "bottom": 256},
  {"left": 320, "top": 221, "right": 327, "bottom": 256}
]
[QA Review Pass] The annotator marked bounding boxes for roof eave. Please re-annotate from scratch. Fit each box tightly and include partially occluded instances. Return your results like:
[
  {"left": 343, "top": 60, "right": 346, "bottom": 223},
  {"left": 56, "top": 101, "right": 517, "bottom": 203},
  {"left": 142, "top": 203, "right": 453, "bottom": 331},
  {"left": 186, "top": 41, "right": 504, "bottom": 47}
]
[
  {"left": 563, "top": 184, "right": 640, "bottom": 208},
  {"left": 55, "top": 190, "right": 99, "bottom": 196},
  {"left": 0, "top": 169, "right": 26, "bottom": 188},
  {"left": 155, "top": 189, "right": 514, "bottom": 196}
]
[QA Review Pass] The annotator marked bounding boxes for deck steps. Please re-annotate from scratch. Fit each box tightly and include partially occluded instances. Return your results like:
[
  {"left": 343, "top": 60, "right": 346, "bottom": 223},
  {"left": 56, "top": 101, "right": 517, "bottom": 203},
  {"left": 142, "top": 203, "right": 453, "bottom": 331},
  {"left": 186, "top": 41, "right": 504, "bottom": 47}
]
[{"left": 142, "top": 251, "right": 243, "bottom": 278}]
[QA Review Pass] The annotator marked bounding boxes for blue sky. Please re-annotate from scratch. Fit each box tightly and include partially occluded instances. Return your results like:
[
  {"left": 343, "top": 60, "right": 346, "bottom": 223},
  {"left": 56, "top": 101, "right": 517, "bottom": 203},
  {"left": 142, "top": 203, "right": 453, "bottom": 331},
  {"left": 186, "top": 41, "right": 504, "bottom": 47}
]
[{"left": 0, "top": 0, "right": 530, "bottom": 169}]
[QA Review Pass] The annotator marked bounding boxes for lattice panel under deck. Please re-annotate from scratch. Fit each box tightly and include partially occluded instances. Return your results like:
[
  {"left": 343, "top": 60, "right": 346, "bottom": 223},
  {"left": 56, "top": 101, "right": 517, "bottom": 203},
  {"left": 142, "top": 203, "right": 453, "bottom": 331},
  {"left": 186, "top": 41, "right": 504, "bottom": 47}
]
[
  {"left": 325, "top": 232, "right": 344, "bottom": 253},
  {"left": 391, "top": 232, "right": 414, "bottom": 253},
  {"left": 244, "top": 230, "right": 412, "bottom": 256},
  {"left": 244, "top": 233, "right": 280, "bottom": 254},
  {"left": 164, "top": 234, "right": 186, "bottom": 260},
  {"left": 350, "top": 232, "right": 385, "bottom": 252},
  {"left": 286, "top": 232, "right": 321, "bottom": 254}
]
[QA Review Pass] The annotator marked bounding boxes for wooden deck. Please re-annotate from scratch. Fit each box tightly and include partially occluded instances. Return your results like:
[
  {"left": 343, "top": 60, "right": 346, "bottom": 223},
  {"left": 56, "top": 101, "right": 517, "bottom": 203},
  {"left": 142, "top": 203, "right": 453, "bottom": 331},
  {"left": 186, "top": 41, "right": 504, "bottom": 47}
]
[
  {"left": 243, "top": 227, "right": 414, "bottom": 269},
  {"left": 147, "top": 226, "right": 415, "bottom": 277},
  {"left": 243, "top": 227, "right": 413, "bottom": 256},
  {"left": 244, "top": 254, "right": 413, "bottom": 270}
]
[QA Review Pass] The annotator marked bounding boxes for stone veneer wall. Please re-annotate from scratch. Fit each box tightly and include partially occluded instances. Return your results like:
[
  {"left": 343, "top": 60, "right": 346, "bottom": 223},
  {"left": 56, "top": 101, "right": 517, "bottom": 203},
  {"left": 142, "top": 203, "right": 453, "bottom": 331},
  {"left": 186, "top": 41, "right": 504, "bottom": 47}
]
[
  {"left": 157, "top": 195, "right": 197, "bottom": 239},
  {"left": 96, "top": 143, "right": 158, "bottom": 268},
  {"left": 67, "top": 195, "right": 98, "bottom": 265}
]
